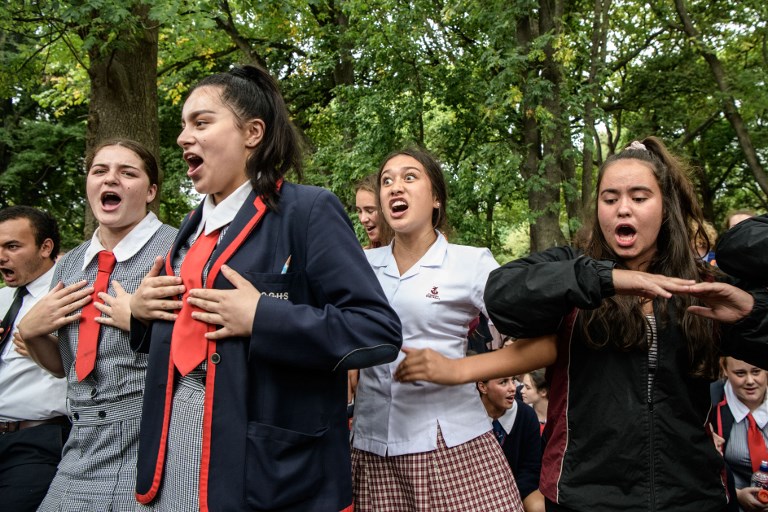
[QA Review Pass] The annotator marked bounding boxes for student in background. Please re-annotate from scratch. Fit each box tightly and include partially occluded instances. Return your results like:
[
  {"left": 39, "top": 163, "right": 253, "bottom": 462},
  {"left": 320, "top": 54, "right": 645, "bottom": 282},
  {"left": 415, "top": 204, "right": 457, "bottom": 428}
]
[
  {"left": 0, "top": 206, "right": 68, "bottom": 512},
  {"left": 711, "top": 356, "right": 768, "bottom": 512},
  {"left": 478, "top": 375, "right": 544, "bottom": 512},
  {"left": 520, "top": 369, "right": 549, "bottom": 436},
  {"left": 355, "top": 173, "right": 393, "bottom": 249}
]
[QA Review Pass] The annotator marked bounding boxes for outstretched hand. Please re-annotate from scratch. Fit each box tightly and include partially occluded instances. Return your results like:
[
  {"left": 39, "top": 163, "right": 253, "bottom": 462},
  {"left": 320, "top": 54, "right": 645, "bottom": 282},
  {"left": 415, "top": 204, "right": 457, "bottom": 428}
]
[
  {"left": 612, "top": 269, "right": 696, "bottom": 299},
  {"left": 187, "top": 265, "right": 261, "bottom": 339},
  {"left": 394, "top": 347, "right": 461, "bottom": 385},
  {"left": 684, "top": 281, "right": 754, "bottom": 324}
]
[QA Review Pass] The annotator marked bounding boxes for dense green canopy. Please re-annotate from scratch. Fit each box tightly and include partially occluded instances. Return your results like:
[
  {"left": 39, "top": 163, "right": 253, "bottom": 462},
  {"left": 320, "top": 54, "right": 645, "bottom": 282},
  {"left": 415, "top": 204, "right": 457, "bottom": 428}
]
[{"left": 2, "top": 0, "right": 766, "bottom": 258}]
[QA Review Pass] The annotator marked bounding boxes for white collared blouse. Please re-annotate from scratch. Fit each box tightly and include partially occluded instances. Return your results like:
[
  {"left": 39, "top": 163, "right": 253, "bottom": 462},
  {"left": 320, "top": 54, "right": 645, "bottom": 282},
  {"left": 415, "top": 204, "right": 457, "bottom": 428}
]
[{"left": 352, "top": 232, "right": 499, "bottom": 456}]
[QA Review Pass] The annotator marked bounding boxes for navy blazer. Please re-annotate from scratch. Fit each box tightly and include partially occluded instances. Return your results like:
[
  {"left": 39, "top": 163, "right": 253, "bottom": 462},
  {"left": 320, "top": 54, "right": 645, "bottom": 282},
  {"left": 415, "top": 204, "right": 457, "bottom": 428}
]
[
  {"left": 501, "top": 403, "right": 543, "bottom": 501},
  {"left": 133, "top": 183, "right": 402, "bottom": 511}
]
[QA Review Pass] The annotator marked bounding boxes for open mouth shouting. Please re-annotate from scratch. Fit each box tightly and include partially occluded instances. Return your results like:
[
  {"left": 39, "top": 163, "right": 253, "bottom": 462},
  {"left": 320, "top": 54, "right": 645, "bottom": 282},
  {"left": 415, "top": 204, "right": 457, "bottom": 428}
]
[
  {"left": 100, "top": 191, "right": 123, "bottom": 212},
  {"left": 615, "top": 224, "right": 638, "bottom": 247},
  {"left": 184, "top": 152, "right": 204, "bottom": 178},
  {"left": 0, "top": 267, "right": 16, "bottom": 284},
  {"left": 389, "top": 198, "right": 409, "bottom": 219}
]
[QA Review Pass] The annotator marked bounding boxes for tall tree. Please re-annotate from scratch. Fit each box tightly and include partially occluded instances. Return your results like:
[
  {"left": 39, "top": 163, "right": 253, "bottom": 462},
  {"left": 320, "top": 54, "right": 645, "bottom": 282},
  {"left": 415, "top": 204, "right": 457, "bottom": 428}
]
[{"left": 671, "top": 0, "right": 768, "bottom": 198}]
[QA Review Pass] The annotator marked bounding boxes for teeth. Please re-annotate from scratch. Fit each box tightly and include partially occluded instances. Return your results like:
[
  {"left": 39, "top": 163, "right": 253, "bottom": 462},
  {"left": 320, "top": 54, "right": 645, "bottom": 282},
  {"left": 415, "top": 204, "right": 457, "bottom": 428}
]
[{"left": 391, "top": 200, "right": 408, "bottom": 212}]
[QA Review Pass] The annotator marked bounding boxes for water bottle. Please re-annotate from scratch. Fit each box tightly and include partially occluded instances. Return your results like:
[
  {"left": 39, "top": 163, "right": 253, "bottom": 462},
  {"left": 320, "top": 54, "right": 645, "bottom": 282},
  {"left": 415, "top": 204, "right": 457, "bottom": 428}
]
[{"left": 751, "top": 460, "right": 768, "bottom": 503}]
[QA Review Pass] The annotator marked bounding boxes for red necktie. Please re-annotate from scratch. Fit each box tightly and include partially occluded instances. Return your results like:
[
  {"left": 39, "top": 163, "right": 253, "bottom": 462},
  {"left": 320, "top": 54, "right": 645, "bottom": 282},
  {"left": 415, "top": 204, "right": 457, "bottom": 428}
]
[
  {"left": 747, "top": 413, "right": 768, "bottom": 473},
  {"left": 76, "top": 251, "right": 116, "bottom": 381},
  {"left": 171, "top": 230, "right": 220, "bottom": 376}
]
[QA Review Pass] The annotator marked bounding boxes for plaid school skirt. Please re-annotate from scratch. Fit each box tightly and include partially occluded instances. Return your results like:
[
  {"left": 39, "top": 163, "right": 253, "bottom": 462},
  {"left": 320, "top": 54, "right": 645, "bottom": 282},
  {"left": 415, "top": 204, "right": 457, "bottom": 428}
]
[{"left": 352, "top": 427, "right": 523, "bottom": 512}]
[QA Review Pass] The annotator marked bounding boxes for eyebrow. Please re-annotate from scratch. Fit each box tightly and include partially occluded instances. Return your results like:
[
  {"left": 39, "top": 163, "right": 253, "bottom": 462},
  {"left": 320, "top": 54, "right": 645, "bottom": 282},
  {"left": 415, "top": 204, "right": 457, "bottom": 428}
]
[
  {"left": 600, "top": 185, "right": 655, "bottom": 195},
  {"left": 183, "top": 109, "right": 217, "bottom": 120},
  {"left": 381, "top": 166, "right": 422, "bottom": 174},
  {"left": 90, "top": 162, "right": 141, "bottom": 170}
]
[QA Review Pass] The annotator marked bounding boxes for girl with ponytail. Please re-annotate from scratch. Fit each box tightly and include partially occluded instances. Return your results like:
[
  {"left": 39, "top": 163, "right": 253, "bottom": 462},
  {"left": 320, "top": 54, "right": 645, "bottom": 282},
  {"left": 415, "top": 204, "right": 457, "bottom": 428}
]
[{"left": 130, "top": 65, "right": 402, "bottom": 512}]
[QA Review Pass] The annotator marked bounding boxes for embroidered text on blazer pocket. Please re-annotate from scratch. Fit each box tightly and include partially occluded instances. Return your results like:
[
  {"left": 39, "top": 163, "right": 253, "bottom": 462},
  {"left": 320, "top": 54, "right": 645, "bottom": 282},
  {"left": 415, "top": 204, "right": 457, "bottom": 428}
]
[
  {"left": 241, "top": 271, "right": 298, "bottom": 302},
  {"left": 245, "top": 421, "right": 328, "bottom": 509}
]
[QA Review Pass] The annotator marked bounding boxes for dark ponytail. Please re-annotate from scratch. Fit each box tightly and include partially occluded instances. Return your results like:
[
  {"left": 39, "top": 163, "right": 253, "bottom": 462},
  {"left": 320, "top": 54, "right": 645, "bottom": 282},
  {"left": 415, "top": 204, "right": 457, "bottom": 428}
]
[{"left": 191, "top": 65, "right": 303, "bottom": 210}]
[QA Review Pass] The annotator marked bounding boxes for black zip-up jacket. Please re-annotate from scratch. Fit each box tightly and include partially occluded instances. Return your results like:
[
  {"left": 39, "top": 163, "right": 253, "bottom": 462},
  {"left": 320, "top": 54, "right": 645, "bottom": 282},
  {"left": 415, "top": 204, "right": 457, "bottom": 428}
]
[
  {"left": 485, "top": 246, "right": 768, "bottom": 512},
  {"left": 717, "top": 213, "right": 768, "bottom": 287}
]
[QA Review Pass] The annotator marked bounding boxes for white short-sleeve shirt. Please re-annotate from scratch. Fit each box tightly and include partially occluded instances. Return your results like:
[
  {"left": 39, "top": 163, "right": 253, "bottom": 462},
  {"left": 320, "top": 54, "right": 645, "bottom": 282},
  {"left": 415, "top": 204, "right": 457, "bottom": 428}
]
[{"left": 352, "top": 232, "right": 499, "bottom": 456}]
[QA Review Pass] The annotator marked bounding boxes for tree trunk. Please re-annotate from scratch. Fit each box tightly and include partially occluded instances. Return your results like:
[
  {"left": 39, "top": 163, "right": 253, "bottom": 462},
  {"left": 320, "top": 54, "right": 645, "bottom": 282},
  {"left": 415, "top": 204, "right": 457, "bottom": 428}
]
[
  {"left": 536, "top": 0, "right": 568, "bottom": 250},
  {"left": 581, "top": 0, "right": 612, "bottom": 213},
  {"left": 673, "top": 0, "right": 768, "bottom": 198},
  {"left": 84, "top": 3, "right": 159, "bottom": 237}
]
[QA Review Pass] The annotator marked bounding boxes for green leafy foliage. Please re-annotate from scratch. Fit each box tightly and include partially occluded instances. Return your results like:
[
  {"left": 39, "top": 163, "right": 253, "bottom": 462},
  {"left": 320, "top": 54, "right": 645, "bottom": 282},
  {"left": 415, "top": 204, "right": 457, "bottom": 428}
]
[{"left": 2, "top": 0, "right": 766, "bottom": 259}]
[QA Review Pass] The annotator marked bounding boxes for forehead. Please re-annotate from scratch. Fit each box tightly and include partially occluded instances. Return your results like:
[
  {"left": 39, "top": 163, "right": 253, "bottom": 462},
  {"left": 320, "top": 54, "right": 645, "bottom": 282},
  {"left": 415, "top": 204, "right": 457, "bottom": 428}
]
[
  {"left": 182, "top": 86, "right": 227, "bottom": 116},
  {"left": 382, "top": 154, "right": 425, "bottom": 174},
  {"left": 726, "top": 357, "right": 761, "bottom": 372},
  {"left": 91, "top": 145, "right": 145, "bottom": 170},
  {"left": 729, "top": 214, "right": 752, "bottom": 227},
  {"left": 0, "top": 217, "right": 35, "bottom": 241},
  {"left": 600, "top": 159, "right": 659, "bottom": 191},
  {"left": 356, "top": 189, "right": 376, "bottom": 204},
  {"left": 488, "top": 377, "right": 510, "bottom": 388}
]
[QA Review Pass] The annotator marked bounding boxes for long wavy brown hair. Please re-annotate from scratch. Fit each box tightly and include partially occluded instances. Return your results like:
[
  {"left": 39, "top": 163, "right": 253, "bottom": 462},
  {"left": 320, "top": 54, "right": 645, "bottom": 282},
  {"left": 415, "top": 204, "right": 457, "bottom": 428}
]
[{"left": 580, "top": 136, "right": 719, "bottom": 378}]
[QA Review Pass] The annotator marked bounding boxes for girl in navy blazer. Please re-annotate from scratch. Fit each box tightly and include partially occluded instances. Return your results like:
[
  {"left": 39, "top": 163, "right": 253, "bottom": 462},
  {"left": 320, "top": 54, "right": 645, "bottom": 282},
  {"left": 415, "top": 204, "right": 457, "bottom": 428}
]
[{"left": 130, "top": 65, "right": 402, "bottom": 512}]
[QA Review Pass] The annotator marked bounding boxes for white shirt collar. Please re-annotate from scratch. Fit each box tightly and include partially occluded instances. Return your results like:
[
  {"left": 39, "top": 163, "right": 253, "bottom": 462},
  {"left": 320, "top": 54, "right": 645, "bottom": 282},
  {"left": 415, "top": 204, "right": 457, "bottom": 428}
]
[
  {"left": 489, "top": 400, "right": 518, "bottom": 434},
  {"left": 725, "top": 380, "right": 768, "bottom": 428},
  {"left": 25, "top": 265, "right": 57, "bottom": 300},
  {"left": 369, "top": 230, "right": 448, "bottom": 277},
  {"left": 195, "top": 180, "right": 252, "bottom": 238},
  {"left": 82, "top": 212, "right": 163, "bottom": 270}
]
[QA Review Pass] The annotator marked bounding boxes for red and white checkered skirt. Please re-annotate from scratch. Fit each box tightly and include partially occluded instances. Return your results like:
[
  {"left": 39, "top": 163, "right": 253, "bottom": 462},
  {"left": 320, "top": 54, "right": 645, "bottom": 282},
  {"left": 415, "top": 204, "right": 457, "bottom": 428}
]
[{"left": 352, "top": 428, "right": 523, "bottom": 512}]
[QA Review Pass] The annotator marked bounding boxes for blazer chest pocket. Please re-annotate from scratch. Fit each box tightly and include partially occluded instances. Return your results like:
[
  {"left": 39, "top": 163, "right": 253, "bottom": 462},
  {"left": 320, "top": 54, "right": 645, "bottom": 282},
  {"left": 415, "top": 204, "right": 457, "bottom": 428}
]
[
  {"left": 245, "top": 421, "right": 328, "bottom": 509},
  {"left": 242, "top": 271, "right": 301, "bottom": 303}
]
